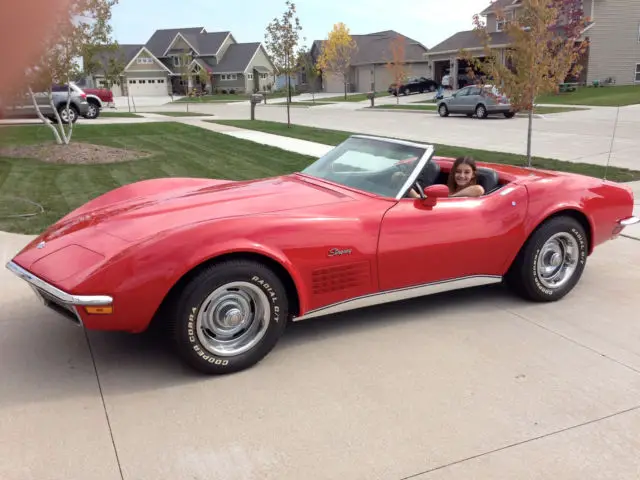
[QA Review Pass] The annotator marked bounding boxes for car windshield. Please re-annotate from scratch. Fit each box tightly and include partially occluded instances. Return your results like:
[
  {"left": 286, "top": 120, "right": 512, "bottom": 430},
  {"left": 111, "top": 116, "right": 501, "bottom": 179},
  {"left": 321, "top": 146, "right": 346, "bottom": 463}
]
[{"left": 300, "top": 136, "right": 431, "bottom": 198}]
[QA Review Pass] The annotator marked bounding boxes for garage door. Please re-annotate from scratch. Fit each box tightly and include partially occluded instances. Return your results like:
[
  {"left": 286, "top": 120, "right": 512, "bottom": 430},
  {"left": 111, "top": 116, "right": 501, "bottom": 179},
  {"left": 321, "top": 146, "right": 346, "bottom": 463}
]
[{"left": 127, "top": 78, "right": 167, "bottom": 96}]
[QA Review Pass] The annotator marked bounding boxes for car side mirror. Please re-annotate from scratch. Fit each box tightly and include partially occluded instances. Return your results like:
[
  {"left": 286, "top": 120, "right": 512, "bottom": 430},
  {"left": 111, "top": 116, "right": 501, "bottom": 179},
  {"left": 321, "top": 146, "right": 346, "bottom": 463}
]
[{"left": 421, "top": 184, "right": 449, "bottom": 207}]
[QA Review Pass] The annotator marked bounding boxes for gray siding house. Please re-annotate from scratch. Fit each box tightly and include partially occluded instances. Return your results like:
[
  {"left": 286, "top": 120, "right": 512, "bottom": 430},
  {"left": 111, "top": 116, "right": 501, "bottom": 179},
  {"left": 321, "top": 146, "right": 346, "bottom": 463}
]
[
  {"left": 425, "top": 0, "right": 640, "bottom": 88},
  {"left": 87, "top": 27, "right": 277, "bottom": 96},
  {"left": 301, "top": 30, "right": 430, "bottom": 94}
]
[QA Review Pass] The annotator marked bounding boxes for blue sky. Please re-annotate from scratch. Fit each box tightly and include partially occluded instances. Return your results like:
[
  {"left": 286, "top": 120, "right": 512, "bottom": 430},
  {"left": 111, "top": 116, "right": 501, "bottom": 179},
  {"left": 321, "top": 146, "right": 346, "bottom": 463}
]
[{"left": 110, "top": 0, "right": 485, "bottom": 50}]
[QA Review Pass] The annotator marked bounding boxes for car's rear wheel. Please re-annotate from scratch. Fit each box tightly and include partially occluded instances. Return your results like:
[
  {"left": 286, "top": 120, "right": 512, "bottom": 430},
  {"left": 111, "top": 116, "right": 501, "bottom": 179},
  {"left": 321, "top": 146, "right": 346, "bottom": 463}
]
[
  {"left": 505, "top": 216, "right": 588, "bottom": 302},
  {"left": 504, "top": 112, "right": 515, "bottom": 119},
  {"left": 438, "top": 104, "right": 449, "bottom": 117},
  {"left": 169, "top": 259, "right": 289, "bottom": 374}
]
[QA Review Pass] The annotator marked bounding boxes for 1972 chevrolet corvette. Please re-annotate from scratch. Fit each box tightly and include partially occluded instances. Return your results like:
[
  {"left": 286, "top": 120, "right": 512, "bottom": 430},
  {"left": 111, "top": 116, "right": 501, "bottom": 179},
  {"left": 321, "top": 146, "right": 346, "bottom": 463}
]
[{"left": 6, "top": 135, "right": 639, "bottom": 374}]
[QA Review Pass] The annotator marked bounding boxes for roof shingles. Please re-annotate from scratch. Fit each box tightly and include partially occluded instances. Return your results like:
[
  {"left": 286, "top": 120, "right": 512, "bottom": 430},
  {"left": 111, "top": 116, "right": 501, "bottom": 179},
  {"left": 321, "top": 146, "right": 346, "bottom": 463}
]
[{"left": 213, "top": 42, "right": 260, "bottom": 73}]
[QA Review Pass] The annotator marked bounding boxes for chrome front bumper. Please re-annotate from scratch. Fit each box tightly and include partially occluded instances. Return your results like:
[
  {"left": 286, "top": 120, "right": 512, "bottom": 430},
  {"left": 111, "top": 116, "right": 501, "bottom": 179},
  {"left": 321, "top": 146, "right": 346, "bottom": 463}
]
[
  {"left": 5, "top": 261, "right": 113, "bottom": 327},
  {"left": 619, "top": 216, "right": 639, "bottom": 227}
]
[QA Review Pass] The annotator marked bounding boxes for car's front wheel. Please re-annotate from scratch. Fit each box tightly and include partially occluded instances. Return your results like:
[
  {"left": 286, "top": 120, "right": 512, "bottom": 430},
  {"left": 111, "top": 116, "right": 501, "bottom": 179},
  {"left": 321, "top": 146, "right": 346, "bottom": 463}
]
[
  {"left": 84, "top": 100, "right": 101, "bottom": 119},
  {"left": 506, "top": 216, "right": 588, "bottom": 302},
  {"left": 438, "top": 104, "right": 449, "bottom": 117},
  {"left": 169, "top": 259, "right": 289, "bottom": 374}
]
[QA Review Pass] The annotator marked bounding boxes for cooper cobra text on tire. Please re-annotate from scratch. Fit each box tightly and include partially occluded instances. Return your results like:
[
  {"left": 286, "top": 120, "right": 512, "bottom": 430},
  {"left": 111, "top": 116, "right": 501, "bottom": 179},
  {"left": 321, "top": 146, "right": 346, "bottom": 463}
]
[
  {"left": 169, "top": 259, "right": 289, "bottom": 374},
  {"left": 506, "top": 215, "right": 588, "bottom": 302}
]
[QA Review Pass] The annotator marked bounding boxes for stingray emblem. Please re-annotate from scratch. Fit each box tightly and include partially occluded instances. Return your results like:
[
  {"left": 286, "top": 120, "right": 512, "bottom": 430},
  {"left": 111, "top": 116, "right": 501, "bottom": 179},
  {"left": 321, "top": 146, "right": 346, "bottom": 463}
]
[
  {"left": 328, "top": 247, "right": 352, "bottom": 257},
  {"left": 36, "top": 241, "right": 46, "bottom": 249}
]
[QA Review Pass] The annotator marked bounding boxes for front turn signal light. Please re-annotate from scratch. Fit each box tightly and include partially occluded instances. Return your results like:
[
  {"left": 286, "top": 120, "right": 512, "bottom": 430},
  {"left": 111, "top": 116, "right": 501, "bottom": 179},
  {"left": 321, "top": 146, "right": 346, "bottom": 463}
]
[{"left": 84, "top": 306, "right": 113, "bottom": 315}]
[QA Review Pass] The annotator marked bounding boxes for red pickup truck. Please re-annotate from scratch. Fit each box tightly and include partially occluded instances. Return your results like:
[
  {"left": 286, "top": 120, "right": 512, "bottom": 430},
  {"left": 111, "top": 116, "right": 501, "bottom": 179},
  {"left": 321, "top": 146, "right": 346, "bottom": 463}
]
[{"left": 68, "top": 82, "right": 115, "bottom": 119}]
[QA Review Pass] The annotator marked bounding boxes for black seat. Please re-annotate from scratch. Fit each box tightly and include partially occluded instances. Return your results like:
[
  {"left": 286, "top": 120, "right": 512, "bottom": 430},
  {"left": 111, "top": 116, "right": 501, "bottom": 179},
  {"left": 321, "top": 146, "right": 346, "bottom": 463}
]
[
  {"left": 475, "top": 167, "right": 500, "bottom": 193},
  {"left": 416, "top": 160, "right": 441, "bottom": 186}
]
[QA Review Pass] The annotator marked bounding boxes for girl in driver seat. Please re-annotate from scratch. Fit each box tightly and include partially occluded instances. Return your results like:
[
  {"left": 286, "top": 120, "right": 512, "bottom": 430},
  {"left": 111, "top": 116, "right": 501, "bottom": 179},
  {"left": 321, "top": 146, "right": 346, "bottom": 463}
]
[{"left": 447, "top": 156, "right": 485, "bottom": 197}]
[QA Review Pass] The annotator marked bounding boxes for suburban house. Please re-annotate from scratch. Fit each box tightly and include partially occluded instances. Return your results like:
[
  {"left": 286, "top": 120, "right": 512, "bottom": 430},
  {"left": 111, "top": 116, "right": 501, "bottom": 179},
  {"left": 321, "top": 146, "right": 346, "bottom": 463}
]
[
  {"left": 300, "top": 30, "right": 430, "bottom": 93},
  {"left": 86, "top": 27, "right": 277, "bottom": 96},
  {"left": 424, "top": 0, "right": 640, "bottom": 89}
]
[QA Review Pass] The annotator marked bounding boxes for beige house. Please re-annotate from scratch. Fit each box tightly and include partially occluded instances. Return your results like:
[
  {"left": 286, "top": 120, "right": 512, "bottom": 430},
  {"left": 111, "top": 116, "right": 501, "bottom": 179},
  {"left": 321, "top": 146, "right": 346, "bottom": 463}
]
[
  {"left": 425, "top": 0, "right": 640, "bottom": 89},
  {"left": 301, "top": 30, "right": 430, "bottom": 94},
  {"left": 88, "top": 27, "right": 277, "bottom": 96}
]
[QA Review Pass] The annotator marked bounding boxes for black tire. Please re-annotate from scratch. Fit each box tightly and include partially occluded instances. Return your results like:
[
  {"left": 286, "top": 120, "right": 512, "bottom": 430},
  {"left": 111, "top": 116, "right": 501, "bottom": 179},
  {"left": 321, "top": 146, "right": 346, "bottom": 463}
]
[
  {"left": 504, "top": 112, "right": 515, "bottom": 119},
  {"left": 57, "top": 104, "right": 78, "bottom": 123},
  {"left": 84, "top": 100, "right": 101, "bottom": 119},
  {"left": 438, "top": 103, "right": 449, "bottom": 117},
  {"left": 505, "top": 216, "right": 588, "bottom": 302},
  {"left": 168, "top": 259, "right": 289, "bottom": 374},
  {"left": 475, "top": 104, "right": 488, "bottom": 119}
]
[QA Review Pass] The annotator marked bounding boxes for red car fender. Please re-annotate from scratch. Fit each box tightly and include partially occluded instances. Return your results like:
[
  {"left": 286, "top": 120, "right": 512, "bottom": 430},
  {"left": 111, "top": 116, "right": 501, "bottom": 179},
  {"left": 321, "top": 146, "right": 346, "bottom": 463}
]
[{"left": 168, "top": 237, "right": 309, "bottom": 315}]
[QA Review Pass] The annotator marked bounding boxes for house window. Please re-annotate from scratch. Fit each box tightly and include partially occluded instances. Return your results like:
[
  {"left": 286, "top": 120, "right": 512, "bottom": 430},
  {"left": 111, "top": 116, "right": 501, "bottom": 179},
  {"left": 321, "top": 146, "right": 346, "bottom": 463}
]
[
  {"left": 129, "top": 80, "right": 137, "bottom": 84},
  {"left": 247, "top": 73, "right": 253, "bottom": 80},
  {"left": 136, "top": 57, "right": 154, "bottom": 64},
  {"left": 221, "top": 73, "right": 237, "bottom": 81},
  {"left": 172, "top": 56, "right": 182, "bottom": 67},
  {"left": 496, "top": 10, "right": 513, "bottom": 32},
  {"left": 635, "top": 64, "right": 640, "bottom": 83}
]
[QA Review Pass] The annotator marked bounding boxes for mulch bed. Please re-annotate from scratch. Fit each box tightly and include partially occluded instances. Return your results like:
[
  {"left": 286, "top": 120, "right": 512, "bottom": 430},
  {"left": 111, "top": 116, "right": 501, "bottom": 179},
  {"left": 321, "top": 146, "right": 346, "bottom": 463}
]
[{"left": 0, "top": 142, "right": 151, "bottom": 164}]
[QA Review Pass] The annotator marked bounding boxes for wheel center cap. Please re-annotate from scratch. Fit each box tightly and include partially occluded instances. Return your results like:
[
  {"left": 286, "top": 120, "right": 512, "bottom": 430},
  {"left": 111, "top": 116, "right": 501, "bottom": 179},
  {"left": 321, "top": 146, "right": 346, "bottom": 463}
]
[
  {"left": 223, "top": 308, "right": 243, "bottom": 328},
  {"left": 549, "top": 252, "right": 562, "bottom": 267}
]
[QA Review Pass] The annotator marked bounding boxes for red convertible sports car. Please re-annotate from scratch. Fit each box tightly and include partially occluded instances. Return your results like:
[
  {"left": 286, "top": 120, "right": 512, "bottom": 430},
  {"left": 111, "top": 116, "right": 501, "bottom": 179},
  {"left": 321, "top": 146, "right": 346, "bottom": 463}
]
[{"left": 6, "top": 135, "right": 639, "bottom": 374}]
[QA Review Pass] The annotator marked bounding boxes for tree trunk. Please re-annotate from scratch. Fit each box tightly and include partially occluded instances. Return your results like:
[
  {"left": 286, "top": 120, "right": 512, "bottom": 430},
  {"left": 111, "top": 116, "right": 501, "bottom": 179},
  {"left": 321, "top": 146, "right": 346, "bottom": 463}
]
[
  {"left": 526, "top": 108, "right": 533, "bottom": 167},
  {"left": 28, "top": 87, "right": 63, "bottom": 145},
  {"left": 285, "top": 53, "right": 291, "bottom": 127}
]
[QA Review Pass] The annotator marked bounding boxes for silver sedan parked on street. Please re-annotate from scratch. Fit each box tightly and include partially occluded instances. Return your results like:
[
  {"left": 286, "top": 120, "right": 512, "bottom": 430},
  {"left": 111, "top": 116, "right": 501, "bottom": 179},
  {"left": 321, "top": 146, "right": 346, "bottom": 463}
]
[{"left": 437, "top": 85, "right": 516, "bottom": 119}]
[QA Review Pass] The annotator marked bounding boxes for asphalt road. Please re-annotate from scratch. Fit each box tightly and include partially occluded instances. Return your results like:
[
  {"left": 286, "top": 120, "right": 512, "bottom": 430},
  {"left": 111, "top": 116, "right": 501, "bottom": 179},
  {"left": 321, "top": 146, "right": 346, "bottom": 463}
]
[{"left": 2, "top": 226, "right": 640, "bottom": 480}]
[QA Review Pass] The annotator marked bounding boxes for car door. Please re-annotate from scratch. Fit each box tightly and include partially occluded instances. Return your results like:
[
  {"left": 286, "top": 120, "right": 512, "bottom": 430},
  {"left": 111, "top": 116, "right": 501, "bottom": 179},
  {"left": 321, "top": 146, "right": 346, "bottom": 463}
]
[
  {"left": 447, "top": 87, "right": 469, "bottom": 113},
  {"left": 460, "top": 86, "right": 482, "bottom": 113},
  {"left": 376, "top": 184, "right": 530, "bottom": 292}
]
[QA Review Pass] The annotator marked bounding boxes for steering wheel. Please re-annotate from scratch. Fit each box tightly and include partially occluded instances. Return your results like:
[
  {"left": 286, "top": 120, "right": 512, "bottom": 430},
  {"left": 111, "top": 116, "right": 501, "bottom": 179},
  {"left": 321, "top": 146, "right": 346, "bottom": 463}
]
[{"left": 413, "top": 179, "right": 425, "bottom": 199}]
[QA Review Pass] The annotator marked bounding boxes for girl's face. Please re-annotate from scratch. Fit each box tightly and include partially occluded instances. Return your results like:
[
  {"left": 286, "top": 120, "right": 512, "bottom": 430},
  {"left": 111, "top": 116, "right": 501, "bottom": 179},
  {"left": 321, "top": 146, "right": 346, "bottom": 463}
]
[{"left": 454, "top": 163, "right": 475, "bottom": 188}]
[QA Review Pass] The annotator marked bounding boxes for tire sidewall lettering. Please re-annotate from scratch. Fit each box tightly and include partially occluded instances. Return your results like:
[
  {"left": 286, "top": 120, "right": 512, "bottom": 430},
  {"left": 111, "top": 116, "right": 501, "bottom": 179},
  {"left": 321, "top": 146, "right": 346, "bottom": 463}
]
[{"left": 532, "top": 226, "right": 586, "bottom": 297}]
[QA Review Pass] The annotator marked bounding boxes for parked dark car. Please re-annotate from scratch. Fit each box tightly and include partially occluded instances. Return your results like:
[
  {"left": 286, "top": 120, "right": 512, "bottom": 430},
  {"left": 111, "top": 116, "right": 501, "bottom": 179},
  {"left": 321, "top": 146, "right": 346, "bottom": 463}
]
[{"left": 388, "top": 76, "right": 439, "bottom": 96}]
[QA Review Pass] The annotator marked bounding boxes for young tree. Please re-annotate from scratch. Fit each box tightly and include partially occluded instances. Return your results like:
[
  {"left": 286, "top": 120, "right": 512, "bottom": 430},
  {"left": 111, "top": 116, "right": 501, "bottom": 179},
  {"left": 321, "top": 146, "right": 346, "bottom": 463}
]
[
  {"left": 386, "top": 35, "right": 408, "bottom": 104},
  {"left": 461, "top": 0, "right": 589, "bottom": 165},
  {"left": 264, "top": 0, "right": 303, "bottom": 127},
  {"left": 316, "top": 22, "right": 358, "bottom": 101},
  {"left": 24, "top": 0, "right": 120, "bottom": 145},
  {"left": 296, "top": 45, "right": 320, "bottom": 103}
]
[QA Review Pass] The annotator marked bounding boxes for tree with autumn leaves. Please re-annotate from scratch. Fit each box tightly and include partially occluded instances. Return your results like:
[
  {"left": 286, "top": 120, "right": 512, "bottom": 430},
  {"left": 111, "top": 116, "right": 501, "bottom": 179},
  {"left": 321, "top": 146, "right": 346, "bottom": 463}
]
[
  {"left": 386, "top": 35, "right": 408, "bottom": 104},
  {"left": 461, "top": 0, "right": 589, "bottom": 165},
  {"left": 22, "top": 0, "right": 120, "bottom": 145},
  {"left": 316, "top": 22, "right": 358, "bottom": 100}
]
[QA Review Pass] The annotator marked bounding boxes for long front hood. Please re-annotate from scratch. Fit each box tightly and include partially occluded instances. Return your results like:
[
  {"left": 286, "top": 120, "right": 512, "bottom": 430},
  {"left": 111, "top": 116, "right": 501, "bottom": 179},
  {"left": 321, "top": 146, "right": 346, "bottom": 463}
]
[{"left": 21, "top": 174, "right": 352, "bottom": 249}]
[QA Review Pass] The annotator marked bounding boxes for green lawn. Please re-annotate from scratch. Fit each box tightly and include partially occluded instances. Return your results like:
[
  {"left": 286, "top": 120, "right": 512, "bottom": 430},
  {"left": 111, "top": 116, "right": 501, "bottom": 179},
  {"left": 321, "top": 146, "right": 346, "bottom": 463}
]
[
  {"left": 0, "top": 122, "right": 315, "bottom": 234},
  {"left": 211, "top": 119, "right": 640, "bottom": 183},
  {"left": 536, "top": 85, "right": 640, "bottom": 106},
  {"left": 173, "top": 90, "right": 292, "bottom": 103},
  {"left": 321, "top": 91, "right": 391, "bottom": 102},
  {"left": 100, "top": 111, "right": 142, "bottom": 118}
]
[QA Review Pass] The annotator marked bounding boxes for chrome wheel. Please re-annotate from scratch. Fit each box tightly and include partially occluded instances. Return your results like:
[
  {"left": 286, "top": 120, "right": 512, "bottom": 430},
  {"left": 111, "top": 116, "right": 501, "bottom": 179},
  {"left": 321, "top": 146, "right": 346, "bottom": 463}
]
[
  {"left": 59, "top": 107, "right": 76, "bottom": 123},
  {"left": 196, "top": 281, "right": 271, "bottom": 357},
  {"left": 536, "top": 232, "right": 580, "bottom": 290},
  {"left": 476, "top": 105, "right": 487, "bottom": 118},
  {"left": 86, "top": 104, "right": 98, "bottom": 118}
]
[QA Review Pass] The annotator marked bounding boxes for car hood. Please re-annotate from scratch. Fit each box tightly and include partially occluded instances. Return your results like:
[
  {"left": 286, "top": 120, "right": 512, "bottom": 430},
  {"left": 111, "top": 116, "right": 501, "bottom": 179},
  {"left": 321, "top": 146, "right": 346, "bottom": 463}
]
[{"left": 36, "top": 175, "right": 353, "bottom": 244}]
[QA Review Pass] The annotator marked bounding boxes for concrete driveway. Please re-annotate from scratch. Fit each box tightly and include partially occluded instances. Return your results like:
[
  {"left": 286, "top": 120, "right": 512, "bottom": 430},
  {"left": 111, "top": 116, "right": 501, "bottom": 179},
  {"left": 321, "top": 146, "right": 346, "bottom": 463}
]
[{"left": 2, "top": 225, "right": 640, "bottom": 479}]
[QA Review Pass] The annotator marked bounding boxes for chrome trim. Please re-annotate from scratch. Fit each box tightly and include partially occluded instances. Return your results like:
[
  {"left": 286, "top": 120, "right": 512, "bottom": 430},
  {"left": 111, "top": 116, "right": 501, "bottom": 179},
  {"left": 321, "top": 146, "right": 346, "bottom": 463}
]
[
  {"left": 293, "top": 275, "right": 502, "bottom": 321},
  {"left": 351, "top": 134, "right": 435, "bottom": 150},
  {"left": 5, "top": 261, "right": 113, "bottom": 306},
  {"left": 619, "top": 216, "right": 639, "bottom": 227}
]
